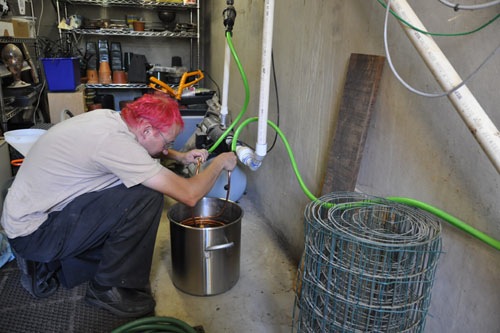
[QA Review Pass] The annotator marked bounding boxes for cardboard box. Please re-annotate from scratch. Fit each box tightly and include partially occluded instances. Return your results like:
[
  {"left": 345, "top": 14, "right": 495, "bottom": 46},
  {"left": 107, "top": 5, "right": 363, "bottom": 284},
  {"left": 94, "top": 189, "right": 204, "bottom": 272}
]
[
  {"left": 12, "top": 17, "right": 36, "bottom": 38},
  {"left": 0, "top": 21, "right": 14, "bottom": 37},
  {"left": 47, "top": 85, "right": 86, "bottom": 124}
]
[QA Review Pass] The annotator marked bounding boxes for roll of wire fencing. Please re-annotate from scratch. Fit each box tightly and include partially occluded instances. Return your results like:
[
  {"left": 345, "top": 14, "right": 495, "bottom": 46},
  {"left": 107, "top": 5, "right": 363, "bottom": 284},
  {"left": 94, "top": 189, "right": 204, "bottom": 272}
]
[{"left": 293, "top": 192, "right": 442, "bottom": 333}]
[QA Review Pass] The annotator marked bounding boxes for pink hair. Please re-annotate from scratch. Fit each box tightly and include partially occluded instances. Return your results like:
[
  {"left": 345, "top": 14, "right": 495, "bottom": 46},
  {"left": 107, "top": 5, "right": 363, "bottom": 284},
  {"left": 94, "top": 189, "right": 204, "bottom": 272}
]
[{"left": 121, "top": 92, "right": 184, "bottom": 131}]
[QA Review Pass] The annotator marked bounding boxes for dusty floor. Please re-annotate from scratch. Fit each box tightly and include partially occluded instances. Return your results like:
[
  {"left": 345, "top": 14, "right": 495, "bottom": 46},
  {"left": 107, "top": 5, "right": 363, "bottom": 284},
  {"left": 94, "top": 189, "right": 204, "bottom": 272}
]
[{"left": 150, "top": 196, "right": 299, "bottom": 333}]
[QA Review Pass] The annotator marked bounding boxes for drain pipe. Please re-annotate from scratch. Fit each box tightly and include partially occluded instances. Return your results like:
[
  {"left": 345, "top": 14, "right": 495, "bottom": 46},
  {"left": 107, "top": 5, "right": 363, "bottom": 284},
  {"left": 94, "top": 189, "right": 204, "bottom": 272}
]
[
  {"left": 388, "top": 0, "right": 500, "bottom": 173},
  {"left": 221, "top": 0, "right": 237, "bottom": 129},
  {"left": 255, "top": 0, "right": 275, "bottom": 161},
  {"left": 220, "top": 40, "right": 231, "bottom": 128},
  {"left": 234, "top": 0, "right": 275, "bottom": 170}
]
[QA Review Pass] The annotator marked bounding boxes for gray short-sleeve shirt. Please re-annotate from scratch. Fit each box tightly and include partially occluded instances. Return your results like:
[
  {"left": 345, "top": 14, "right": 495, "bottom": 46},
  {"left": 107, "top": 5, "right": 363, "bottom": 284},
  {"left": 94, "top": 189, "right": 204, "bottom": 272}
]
[{"left": 1, "top": 109, "right": 163, "bottom": 238}]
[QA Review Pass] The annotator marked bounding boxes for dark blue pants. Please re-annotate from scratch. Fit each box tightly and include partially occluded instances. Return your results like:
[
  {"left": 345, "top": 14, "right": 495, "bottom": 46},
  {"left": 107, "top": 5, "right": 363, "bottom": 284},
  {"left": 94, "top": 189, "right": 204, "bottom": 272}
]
[{"left": 9, "top": 184, "right": 163, "bottom": 289}]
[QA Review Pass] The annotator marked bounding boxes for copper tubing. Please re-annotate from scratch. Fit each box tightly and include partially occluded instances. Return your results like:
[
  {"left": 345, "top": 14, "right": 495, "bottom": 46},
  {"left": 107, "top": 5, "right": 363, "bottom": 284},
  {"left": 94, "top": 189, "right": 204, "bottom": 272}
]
[{"left": 181, "top": 160, "right": 232, "bottom": 228}]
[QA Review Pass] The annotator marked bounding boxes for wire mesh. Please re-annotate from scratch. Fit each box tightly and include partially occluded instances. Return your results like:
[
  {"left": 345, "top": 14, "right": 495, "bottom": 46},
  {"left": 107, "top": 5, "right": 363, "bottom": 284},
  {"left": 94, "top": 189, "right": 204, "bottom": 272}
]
[{"left": 293, "top": 192, "right": 442, "bottom": 333}]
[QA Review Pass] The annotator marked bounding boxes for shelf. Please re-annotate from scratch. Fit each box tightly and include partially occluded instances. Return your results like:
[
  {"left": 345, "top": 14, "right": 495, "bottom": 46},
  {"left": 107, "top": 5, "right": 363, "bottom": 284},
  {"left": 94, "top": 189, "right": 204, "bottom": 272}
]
[
  {"left": 2, "top": 106, "right": 25, "bottom": 123},
  {"left": 0, "top": 37, "right": 37, "bottom": 44},
  {"left": 70, "top": 28, "right": 197, "bottom": 38},
  {"left": 62, "top": 0, "right": 197, "bottom": 9},
  {"left": 85, "top": 83, "right": 150, "bottom": 89},
  {"left": 55, "top": 0, "right": 202, "bottom": 92},
  {"left": 0, "top": 62, "right": 32, "bottom": 79}
]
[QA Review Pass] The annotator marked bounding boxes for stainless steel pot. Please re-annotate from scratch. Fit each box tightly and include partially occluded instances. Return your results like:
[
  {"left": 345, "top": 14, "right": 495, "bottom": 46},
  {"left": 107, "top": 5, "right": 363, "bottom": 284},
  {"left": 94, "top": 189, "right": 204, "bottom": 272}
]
[{"left": 168, "top": 197, "right": 243, "bottom": 296}]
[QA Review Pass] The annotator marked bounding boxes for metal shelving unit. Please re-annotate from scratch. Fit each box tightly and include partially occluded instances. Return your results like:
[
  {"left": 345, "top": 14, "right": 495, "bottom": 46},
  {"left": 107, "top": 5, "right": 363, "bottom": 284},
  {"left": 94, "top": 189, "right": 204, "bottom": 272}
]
[
  {"left": 70, "top": 28, "right": 197, "bottom": 38},
  {"left": 0, "top": 37, "right": 38, "bottom": 44},
  {"left": 61, "top": 0, "right": 196, "bottom": 9},
  {"left": 56, "top": 0, "right": 201, "bottom": 90},
  {"left": 85, "top": 83, "right": 149, "bottom": 89},
  {"left": 0, "top": 37, "right": 39, "bottom": 133}
]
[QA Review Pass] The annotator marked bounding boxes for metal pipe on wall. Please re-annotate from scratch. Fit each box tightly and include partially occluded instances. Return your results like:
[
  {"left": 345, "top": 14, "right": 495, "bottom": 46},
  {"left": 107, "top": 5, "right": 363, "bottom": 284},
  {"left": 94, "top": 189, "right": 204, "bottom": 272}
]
[{"left": 389, "top": 0, "right": 500, "bottom": 173}]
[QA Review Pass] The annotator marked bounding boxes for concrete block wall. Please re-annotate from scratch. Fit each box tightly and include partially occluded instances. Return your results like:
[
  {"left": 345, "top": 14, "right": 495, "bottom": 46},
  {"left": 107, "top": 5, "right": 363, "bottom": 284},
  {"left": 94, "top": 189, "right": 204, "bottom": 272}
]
[{"left": 204, "top": 1, "right": 500, "bottom": 332}]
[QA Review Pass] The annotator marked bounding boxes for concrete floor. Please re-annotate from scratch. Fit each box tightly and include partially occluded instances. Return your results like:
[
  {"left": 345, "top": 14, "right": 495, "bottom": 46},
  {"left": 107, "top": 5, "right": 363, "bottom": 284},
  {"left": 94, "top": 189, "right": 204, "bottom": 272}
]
[{"left": 150, "top": 197, "right": 298, "bottom": 333}]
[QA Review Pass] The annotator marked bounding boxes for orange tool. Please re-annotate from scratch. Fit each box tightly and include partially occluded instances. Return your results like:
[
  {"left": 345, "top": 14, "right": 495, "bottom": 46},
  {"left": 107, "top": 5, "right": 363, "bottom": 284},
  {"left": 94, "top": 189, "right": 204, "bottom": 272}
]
[
  {"left": 10, "top": 158, "right": 23, "bottom": 166},
  {"left": 149, "top": 70, "right": 204, "bottom": 100}
]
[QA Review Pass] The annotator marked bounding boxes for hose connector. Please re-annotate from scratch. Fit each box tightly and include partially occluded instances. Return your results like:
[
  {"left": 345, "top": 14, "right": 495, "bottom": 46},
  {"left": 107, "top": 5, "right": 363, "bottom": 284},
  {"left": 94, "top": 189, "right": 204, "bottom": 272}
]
[
  {"left": 220, "top": 108, "right": 228, "bottom": 129},
  {"left": 223, "top": 0, "right": 237, "bottom": 34},
  {"left": 236, "top": 145, "right": 262, "bottom": 171}
]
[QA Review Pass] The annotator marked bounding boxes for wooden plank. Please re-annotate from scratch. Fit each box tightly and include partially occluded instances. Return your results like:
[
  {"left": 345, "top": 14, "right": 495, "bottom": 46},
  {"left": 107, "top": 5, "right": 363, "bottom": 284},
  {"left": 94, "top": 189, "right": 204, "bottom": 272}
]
[{"left": 321, "top": 53, "right": 385, "bottom": 195}]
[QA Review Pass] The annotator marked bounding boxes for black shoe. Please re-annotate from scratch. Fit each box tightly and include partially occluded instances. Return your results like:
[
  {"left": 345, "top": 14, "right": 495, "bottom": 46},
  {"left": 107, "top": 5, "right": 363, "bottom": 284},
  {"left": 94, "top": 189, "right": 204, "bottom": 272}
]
[
  {"left": 85, "top": 281, "right": 156, "bottom": 318},
  {"left": 16, "top": 256, "right": 59, "bottom": 298}
]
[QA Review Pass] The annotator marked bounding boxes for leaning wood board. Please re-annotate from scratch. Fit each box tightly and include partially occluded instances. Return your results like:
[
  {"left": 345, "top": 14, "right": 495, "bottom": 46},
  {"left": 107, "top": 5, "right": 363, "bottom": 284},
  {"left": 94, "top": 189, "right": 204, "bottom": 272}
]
[{"left": 321, "top": 53, "right": 385, "bottom": 195}]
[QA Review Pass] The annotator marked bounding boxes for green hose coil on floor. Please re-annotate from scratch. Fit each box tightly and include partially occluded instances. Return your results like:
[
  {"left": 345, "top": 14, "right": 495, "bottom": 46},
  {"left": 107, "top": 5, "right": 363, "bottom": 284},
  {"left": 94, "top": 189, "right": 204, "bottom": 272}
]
[{"left": 111, "top": 316, "right": 198, "bottom": 333}]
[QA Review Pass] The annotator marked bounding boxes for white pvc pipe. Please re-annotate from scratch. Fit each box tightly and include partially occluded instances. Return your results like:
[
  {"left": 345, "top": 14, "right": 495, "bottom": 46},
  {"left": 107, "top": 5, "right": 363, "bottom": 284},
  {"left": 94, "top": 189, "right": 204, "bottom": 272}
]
[
  {"left": 389, "top": 0, "right": 500, "bottom": 173},
  {"left": 220, "top": 40, "right": 231, "bottom": 128},
  {"left": 255, "top": 0, "right": 275, "bottom": 159}
]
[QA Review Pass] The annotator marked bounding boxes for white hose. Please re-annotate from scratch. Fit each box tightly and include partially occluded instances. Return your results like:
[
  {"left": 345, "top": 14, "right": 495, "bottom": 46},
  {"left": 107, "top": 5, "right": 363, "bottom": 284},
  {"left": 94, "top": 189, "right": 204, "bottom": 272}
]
[{"left": 438, "top": 0, "right": 500, "bottom": 10}]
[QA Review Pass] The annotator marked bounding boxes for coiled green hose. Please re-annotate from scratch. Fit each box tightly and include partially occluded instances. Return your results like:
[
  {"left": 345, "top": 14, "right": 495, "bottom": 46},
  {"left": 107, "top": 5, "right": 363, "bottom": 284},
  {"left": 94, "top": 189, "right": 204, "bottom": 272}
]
[{"left": 111, "top": 316, "right": 197, "bottom": 333}]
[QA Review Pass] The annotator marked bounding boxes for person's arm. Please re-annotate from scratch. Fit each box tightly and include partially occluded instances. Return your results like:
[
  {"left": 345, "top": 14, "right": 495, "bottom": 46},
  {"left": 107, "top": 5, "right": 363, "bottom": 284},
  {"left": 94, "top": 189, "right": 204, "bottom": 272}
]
[{"left": 142, "top": 151, "right": 237, "bottom": 207}]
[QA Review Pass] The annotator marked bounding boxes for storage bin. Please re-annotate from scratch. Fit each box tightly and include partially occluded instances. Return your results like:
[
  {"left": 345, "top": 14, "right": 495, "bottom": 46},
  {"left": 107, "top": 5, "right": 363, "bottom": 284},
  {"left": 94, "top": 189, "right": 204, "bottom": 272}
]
[{"left": 41, "top": 57, "right": 81, "bottom": 92}]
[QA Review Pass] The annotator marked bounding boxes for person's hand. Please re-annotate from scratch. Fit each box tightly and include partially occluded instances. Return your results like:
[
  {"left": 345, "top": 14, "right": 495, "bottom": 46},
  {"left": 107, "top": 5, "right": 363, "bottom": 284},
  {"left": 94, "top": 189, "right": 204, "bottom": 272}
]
[
  {"left": 216, "top": 152, "right": 237, "bottom": 171},
  {"left": 182, "top": 149, "right": 209, "bottom": 165}
]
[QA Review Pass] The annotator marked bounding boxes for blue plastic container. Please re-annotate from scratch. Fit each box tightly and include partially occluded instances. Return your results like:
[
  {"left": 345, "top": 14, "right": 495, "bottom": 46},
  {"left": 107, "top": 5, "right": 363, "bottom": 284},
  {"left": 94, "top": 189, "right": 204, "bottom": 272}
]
[{"left": 41, "top": 57, "right": 81, "bottom": 92}]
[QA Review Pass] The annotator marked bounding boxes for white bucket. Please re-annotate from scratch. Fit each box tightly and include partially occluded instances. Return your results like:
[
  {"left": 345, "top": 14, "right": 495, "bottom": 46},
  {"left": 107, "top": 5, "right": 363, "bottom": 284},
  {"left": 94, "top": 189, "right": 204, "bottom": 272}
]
[{"left": 4, "top": 129, "right": 46, "bottom": 156}]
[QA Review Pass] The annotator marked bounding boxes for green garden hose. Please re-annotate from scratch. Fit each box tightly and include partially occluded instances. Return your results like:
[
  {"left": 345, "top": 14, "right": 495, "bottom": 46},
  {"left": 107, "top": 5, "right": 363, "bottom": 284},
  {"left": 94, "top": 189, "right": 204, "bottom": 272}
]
[
  {"left": 231, "top": 117, "right": 500, "bottom": 251},
  {"left": 111, "top": 316, "right": 197, "bottom": 333},
  {"left": 208, "top": 31, "right": 250, "bottom": 153},
  {"left": 231, "top": 117, "right": 316, "bottom": 201},
  {"left": 387, "top": 197, "right": 500, "bottom": 250}
]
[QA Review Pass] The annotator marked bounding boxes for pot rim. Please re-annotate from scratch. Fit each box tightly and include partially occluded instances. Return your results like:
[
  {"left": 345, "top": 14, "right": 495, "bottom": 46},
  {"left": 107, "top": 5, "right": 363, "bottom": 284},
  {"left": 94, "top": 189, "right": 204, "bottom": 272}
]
[{"left": 168, "top": 197, "right": 243, "bottom": 230}]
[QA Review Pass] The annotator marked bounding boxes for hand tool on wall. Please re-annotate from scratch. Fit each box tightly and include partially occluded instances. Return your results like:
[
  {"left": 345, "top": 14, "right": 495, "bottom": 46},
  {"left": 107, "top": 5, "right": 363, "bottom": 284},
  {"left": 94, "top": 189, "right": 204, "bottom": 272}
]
[{"left": 21, "top": 43, "right": 39, "bottom": 84}]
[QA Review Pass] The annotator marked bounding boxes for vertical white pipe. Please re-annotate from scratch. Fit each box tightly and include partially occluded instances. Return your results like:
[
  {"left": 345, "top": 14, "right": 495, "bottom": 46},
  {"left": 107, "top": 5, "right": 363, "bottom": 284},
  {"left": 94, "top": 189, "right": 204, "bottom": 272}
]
[
  {"left": 220, "top": 40, "right": 231, "bottom": 128},
  {"left": 390, "top": 0, "right": 500, "bottom": 173},
  {"left": 255, "top": 0, "right": 275, "bottom": 159}
]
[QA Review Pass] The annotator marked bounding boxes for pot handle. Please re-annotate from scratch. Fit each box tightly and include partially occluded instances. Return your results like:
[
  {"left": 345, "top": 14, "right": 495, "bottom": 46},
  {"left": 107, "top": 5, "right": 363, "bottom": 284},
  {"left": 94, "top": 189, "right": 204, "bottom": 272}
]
[{"left": 205, "top": 242, "right": 234, "bottom": 251}]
